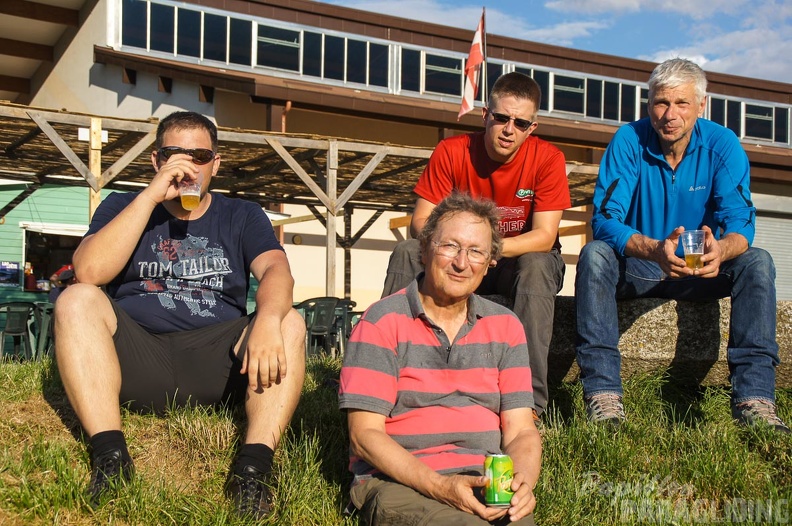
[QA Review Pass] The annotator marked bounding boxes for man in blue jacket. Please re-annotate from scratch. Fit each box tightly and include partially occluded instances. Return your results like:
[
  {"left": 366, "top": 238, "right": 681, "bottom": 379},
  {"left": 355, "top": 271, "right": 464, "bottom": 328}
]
[{"left": 575, "top": 58, "right": 788, "bottom": 432}]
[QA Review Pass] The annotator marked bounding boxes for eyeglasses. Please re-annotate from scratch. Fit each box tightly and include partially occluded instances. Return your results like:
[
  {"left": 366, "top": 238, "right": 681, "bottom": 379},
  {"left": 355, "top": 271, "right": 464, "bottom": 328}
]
[
  {"left": 157, "top": 146, "right": 216, "bottom": 165},
  {"left": 486, "top": 109, "right": 534, "bottom": 131},
  {"left": 432, "top": 241, "right": 491, "bottom": 264}
]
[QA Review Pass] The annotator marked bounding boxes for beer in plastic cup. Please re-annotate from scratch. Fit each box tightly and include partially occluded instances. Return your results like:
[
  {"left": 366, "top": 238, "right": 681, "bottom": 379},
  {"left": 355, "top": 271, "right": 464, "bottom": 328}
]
[
  {"left": 179, "top": 177, "right": 201, "bottom": 210},
  {"left": 680, "top": 230, "right": 705, "bottom": 270}
]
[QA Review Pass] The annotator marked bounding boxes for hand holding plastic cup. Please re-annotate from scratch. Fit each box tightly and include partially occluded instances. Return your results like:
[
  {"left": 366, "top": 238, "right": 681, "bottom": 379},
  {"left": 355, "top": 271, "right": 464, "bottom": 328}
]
[
  {"left": 680, "top": 229, "right": 705, "bottom": 270},
  {"left": 179, "top": 176, "right": 202, "bottom": 210}
]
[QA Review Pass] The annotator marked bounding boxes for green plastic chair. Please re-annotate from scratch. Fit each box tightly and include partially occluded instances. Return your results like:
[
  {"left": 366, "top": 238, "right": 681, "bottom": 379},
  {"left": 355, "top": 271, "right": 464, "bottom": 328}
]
[{"left": 0, "top": 302, "right": 36, "bottom": 360}]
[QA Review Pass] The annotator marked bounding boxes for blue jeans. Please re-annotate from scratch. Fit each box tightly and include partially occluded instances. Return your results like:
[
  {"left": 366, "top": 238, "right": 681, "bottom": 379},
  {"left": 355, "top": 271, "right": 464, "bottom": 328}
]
[{"left": 575, "top": 241, "right": 779, "bottom": 403}]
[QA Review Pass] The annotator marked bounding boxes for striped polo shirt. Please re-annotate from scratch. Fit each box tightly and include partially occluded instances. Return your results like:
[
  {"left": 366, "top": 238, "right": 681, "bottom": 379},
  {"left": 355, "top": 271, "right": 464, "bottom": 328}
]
[{"left": 339, "top": 278, "right": 534, "bottom": 483}]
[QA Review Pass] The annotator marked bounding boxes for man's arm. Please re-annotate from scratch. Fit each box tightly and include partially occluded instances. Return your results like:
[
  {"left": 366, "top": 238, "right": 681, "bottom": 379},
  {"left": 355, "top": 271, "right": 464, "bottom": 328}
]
[
  {"left": 241, "top": 249, "right": 296, "bottom": 390},
  {"left": 347, "top": 409, "right": 508, "bottom": 522},
  {"left": 501, "top": 210, "right": 563, "bottom": 258},
  {"left": 409, "top": 197, "right": 436, "bottom": 238},
  {"left": 500, "top": 407, "right": 542, "bottom": 521},
  {"left": 73, "top": 156, "right": 199, "bottom": 285}
]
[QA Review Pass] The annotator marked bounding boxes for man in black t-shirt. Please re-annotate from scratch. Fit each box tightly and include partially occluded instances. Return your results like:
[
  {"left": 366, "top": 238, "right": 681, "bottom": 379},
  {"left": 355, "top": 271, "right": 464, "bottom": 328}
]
[{"left": 54, "top": 111, "right": 305, "bottom": 518}]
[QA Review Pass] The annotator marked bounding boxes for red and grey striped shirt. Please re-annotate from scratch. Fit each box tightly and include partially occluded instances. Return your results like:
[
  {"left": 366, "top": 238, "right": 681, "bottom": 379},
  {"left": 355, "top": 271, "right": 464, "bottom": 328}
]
[{"left": 339, "top": 278, "right": 533, "bottom": 483}]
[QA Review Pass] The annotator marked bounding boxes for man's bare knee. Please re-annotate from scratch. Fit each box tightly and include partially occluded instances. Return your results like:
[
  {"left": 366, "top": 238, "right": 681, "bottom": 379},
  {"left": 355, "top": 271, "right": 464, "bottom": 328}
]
[{"left": 54, "top": 283, "right": 117, "bottom": 337}]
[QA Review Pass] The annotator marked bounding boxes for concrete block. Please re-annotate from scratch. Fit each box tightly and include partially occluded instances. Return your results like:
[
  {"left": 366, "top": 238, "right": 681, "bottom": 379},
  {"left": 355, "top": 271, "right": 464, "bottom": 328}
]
[
  {"left": 548, "top": 296, "right": 792, "bottom": 388},
  {"left": 485, "top": 295, "right": 791, "bottom": 389}
]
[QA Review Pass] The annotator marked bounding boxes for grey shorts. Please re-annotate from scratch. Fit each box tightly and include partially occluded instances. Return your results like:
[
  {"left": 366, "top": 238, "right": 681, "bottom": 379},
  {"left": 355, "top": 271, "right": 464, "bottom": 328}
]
[
  {"left": 111, "top": 300, "right": 253, "bottom": 413},
  {"left": 350, "top": 477, "right": 536, "bottom": 526}
]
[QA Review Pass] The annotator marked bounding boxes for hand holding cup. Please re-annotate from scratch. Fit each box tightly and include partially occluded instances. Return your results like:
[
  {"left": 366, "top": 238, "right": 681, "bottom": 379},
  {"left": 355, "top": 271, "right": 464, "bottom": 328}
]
[
  {"left": 680, "top": 229, "right": 705, "bottom": 270},
  {"left": 179, "top": 176, "right": 202, "bottom": 210}
]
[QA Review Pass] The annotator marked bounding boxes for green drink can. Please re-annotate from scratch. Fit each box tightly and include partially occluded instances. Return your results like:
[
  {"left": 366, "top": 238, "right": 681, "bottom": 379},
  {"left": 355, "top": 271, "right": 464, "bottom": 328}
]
[{"left": 484, "top": 454, "right": 514, "bottom": 508}]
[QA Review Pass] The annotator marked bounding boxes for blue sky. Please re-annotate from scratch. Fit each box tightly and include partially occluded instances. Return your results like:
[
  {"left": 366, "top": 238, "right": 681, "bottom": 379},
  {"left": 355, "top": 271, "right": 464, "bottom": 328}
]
[{"left": 314, "top": 0, "right": 792, "bottom": 85}]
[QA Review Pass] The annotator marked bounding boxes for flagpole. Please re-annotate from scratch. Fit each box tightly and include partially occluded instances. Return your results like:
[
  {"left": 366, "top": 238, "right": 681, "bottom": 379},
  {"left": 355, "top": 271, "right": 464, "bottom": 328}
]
[{"left": 482, "top": 7, "right": 487, "bottom": 108}]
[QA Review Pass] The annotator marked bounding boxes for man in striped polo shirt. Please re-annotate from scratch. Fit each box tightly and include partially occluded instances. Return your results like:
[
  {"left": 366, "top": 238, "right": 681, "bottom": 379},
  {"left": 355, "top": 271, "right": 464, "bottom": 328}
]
[{"left": 339, "top": 192, "right": 541, "bottom": 525}]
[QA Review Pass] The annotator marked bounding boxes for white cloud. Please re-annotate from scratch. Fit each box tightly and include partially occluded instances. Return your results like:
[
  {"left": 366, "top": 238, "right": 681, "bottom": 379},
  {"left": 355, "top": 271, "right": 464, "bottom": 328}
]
[
  {"left": 545, "top": 0, "right": 748, "bottom": 19},
  {"left": 316, "top": 0, "right": 792, "bottom": 84},
  {"left": 523, "top": 21, "right": 611, "bottom": 47}
]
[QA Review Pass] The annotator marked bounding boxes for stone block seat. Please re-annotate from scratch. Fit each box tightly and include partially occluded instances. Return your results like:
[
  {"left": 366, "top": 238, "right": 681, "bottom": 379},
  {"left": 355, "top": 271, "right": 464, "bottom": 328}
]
[{"left": 485, "top": 295, "right": 792, "bottom": 389}]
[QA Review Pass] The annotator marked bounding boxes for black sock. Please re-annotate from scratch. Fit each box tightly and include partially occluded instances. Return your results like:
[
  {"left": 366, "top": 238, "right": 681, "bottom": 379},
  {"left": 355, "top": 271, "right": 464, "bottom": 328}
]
[
  {"left": 89, "top": 430, "right": 131, "bottom": 462},
  {"left": 235, "top": 443, "right": 274, "bottom": 477}
]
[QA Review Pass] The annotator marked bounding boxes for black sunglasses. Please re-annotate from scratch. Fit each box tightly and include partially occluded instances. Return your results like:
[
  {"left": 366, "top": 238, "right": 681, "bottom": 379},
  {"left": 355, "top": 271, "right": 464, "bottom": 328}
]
[
  {"left": 486, "top": 109, "right": 534, "bottom": 131},
  {"left": 157, "top": 146, "right": 216, "bottom": 165}
]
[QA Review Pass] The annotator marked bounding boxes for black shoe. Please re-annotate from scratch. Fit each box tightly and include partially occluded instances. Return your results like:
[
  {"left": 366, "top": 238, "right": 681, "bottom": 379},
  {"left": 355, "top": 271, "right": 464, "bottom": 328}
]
[
  {"left": 225, "top": 465, "right": 272, "bottom": 519},
  {"left": 88, "top": 448, "right": 135, "bottom": 506}
]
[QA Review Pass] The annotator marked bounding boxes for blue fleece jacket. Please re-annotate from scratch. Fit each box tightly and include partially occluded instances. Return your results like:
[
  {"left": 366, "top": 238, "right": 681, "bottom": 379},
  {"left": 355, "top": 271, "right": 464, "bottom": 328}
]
[{"left": 591, "top": 117, "right": 755, "bottom": 256}]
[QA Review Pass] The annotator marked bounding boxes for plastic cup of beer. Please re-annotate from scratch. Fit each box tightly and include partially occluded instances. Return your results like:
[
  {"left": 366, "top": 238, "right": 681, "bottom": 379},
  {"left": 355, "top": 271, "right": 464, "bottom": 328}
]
[
  {"left": 680, "top": 229, "right": 705, "bottom": 270},
  {"left": 179, "top": 177, "right": 201, "bottom": 210}
]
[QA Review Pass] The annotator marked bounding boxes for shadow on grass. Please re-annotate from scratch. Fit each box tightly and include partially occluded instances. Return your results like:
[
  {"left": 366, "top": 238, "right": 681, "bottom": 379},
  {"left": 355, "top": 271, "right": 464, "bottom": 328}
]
[
  {"left": 291, "top": 356, "right": 351, "bottom": 490},
  {"left": 40, "top": 357, "right": 84, "bottom": 443}
]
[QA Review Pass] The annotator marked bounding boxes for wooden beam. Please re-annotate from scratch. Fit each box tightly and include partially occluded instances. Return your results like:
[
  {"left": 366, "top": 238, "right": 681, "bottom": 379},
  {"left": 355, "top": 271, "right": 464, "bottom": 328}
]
[
  {"left": 389, "top": 215, "right": 412, "bottom": 230},
  {"left": 558, "top": 224, "right": 588, "bottom": 237},
  {"left": 27, "top": 110, "right": 100, "bottom": 191},
  {"left": 0, "top": 0, "right": 79, "bottom": 26},
  {"left": 0, "top": 74, "right": 30, "bottom": 94},
  {"left": 0, "top": 37, "right": 53, "bottom": 61}
]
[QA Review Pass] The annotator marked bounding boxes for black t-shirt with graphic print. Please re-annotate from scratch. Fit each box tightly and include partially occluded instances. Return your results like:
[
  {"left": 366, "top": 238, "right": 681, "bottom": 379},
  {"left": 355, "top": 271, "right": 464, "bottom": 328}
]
[{"left": 86, "top": 191, "right": 283, "bottom": 333}]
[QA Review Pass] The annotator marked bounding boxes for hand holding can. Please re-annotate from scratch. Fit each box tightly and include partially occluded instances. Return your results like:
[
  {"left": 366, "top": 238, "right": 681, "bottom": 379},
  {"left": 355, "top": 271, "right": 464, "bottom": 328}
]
[{"left": 484, "top": 454, "right": 514, "bottom": 508}]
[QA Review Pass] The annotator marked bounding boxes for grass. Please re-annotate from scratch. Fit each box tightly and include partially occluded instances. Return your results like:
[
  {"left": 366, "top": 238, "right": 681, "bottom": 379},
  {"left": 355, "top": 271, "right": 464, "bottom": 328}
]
[{"left": 0, "top": 356, "right": 790, "bottom": 525}]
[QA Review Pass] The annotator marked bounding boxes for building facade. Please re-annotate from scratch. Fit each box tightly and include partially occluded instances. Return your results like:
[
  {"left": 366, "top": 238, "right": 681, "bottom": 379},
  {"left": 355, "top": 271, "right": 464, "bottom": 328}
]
[{"left": 1, "top": 0, "right": 790, "bottom": 305}]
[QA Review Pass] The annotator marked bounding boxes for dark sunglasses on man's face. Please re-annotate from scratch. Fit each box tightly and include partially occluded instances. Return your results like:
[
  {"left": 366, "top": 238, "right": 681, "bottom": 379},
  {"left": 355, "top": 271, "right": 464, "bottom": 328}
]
[
  {"left": 157, "top": 146, "right": 216, "bottom": 165},
  {"left": 486, "top": 109, "right": 533, "bottom": 131}
]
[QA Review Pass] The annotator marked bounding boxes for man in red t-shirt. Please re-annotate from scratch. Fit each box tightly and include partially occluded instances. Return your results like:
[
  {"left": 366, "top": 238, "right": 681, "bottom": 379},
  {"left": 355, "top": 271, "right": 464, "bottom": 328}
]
[{"left": 382, "top": 72, "right": 571, "bottom": 418}]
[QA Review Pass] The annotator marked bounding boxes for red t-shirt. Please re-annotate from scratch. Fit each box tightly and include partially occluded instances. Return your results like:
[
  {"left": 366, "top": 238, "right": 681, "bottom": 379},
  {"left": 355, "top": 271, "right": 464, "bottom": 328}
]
[{"left": 414, "top": 132, "right": 571, "bottom": 243}]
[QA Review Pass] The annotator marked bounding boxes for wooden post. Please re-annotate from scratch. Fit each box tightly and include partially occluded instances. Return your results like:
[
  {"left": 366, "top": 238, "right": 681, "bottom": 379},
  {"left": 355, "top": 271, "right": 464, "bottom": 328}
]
[
  {"left": 88, "top": 117, "right": 102, "bottom": 220},
  {"left": 325, "top": 140, "right": 337, "bottom": 297}
]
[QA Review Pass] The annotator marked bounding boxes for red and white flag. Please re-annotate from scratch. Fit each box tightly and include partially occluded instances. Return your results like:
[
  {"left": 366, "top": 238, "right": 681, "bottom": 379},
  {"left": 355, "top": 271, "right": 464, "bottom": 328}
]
[{"left": 457, "top": 10, "right": 485, "bottom": 120}]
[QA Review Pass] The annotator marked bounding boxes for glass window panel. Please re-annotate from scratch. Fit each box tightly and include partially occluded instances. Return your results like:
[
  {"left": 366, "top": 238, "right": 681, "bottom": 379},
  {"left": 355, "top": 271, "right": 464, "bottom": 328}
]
[
  {"left": 727, "top": 100, "right": 741, "bottom": 136},
  {"left": 744, "top": 104, "right": 773, "bottom": 140},
  {"left": 401, "top": 48, "right": 420, "bottom": 92},
  {"left": 553, "top": 74, "right": 584, "bottom": 114},
  {"left": 324, "top": 35, "right": 345, "bottom": 80},
  {"left": 176, "top": 8, "right": 201, "bottom": 58},
  {"left": 150, "top": 3, "right": 175, "bottom": 53},
  {"left": 424, "top": 54, "right": 462, "bottom": 96},
  {"left": 639, "top": 88, "right": 649, "bottom": 120},
  {"left": 303, "top": 31, "right": 322, "bottom": 77},
  {"left": 484, "top": 62, "right": 503, "bottom": 102},
  {"left": 620, "top": 84, "right": 636, "bottom": 122},
  {"left": 709, "top": 97, "right": 726, "bottom": 125},
  {"left": 368, "top": 43, "right": 388, "bottom": 87},
  {"left": 586, "top": 79, "right": 602, "bottom": 118},
  {"left": 257, "top": 25, "right": 299, "bottom": 71},
  {"left": 229, "top": 18, "right": 252, "bottom": 66},
  {"left": 347, "top": 39, "right": 366, "bottom": 84},
  {"left": 775, "top": 107, "right": 789, "bottom": 144},
  {"left": 531, "top": 70, "right": 549, "bottom": 111},
  {"left": 203, "top": 13, "right": 227, "bottom": 62},
  {"left": 121, "top": 0, "right": 147, "bottom": 49},
  {"left": 603, "top": 81, "right": 619, "bottom": 121}
]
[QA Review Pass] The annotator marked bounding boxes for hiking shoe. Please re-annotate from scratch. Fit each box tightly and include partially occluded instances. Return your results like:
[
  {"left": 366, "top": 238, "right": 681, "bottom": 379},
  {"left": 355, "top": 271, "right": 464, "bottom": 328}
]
[
  {"left": 585, "top": 393, "right": 626, "bottom": 426},
  {"left": 225, "top": 465, "right": 272, "bottom": 519},
  {"left": 88, "top": 448, "right": 135, "bottom": 506},
  {"left": 732, "top": 399, "right": 790, "bottom": 433}
]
